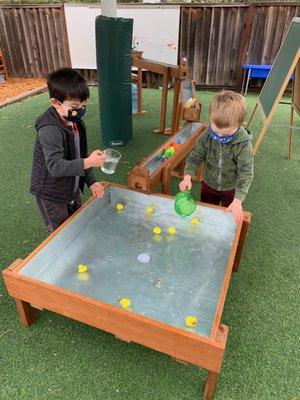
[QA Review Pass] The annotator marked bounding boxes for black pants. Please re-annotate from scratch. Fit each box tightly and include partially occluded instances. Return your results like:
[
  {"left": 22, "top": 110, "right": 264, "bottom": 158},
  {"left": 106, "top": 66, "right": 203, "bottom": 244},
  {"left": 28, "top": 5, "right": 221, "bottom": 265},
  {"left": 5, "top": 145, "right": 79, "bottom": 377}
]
[{"left": 36, "top": 190, "right": 81, "bottom": 233}]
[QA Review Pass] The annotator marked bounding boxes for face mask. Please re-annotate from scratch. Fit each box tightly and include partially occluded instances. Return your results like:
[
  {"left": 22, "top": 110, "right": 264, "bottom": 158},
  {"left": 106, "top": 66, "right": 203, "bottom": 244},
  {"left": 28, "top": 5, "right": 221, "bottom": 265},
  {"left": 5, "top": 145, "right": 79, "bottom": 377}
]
[
  {"left": 209, "top": 125, "right": 238, "bottom": 145},
  {"left": 58, "top": 101, "right": 86, "bottom": 122}
]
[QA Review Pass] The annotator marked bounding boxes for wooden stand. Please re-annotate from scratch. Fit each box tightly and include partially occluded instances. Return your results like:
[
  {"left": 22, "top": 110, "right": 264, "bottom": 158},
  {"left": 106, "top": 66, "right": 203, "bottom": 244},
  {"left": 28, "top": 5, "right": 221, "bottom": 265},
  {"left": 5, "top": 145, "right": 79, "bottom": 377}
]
[
  {"left": 128, "top": 123, "right": 206, "bottom": 194},
  {"left": 132, "top": 52, "right": 201, "bottom": 135}
]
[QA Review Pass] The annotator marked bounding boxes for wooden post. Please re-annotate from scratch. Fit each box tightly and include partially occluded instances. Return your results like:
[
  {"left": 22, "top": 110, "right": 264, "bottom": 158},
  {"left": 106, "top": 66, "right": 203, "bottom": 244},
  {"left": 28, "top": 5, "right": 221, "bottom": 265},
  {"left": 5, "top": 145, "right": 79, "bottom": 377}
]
[
  {"left": 203, "top": 371, "right": 219, "bottom": 400},
  {"left": 15, "top": 299, "right": 38, "bottom": 327},
  {"left": 171, "top": 78, "right": 182, "bottom": 134},
  {"left": 154, "top": 68, "right": 170, "bottom": 134},
  {"left": 233, "top": 215, "right": 251, "bottom": 272},
  {"left": 177, "top": 157, "right": 186, "bottom": 176},
  {"left": 162, "top": 163, "right": 172, "bottom": 194},
  {"left": 288, "top": 105, "right": 294, "bottom": 159}
]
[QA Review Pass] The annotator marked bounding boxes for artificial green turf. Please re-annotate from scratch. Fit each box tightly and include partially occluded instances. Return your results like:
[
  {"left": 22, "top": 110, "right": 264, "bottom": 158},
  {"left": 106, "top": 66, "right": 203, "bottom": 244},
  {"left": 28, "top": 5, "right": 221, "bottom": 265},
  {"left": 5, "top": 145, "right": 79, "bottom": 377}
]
[{"left": 0, "top": 87, "right": 299, "bottom": 400}]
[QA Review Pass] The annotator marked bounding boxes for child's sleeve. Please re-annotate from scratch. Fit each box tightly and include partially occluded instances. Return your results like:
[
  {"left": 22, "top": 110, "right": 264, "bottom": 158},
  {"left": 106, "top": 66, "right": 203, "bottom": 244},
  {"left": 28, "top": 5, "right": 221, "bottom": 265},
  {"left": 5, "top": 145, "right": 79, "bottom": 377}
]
[
  {"left": 84, "top": 160, "right": 97, "bottom": 187},
  {"left": 38, "top": 126, "right": 85, "bottom": 177},
  {"left": 235, "top": 141, "right": 254, "bottom": 201},
  {"left": 184, "top": 134, "right": 207, "bottom": 177}
]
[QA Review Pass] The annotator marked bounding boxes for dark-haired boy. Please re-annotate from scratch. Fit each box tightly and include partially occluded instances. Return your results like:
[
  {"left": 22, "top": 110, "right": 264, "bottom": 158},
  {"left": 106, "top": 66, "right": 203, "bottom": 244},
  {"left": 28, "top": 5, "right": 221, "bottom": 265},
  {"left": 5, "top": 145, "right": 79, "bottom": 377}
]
[{"left": 30, "top": 68, "right": 106, "bottom": 233}]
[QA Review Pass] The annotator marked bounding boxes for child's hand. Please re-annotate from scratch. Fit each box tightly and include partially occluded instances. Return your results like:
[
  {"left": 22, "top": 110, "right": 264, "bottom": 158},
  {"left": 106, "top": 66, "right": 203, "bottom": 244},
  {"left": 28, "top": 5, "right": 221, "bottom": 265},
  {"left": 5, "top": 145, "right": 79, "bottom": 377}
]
[
  {"left": 90, "top": 182, "right": 105, "bottom": 198},
  {"left": 84, "top": 150, "right": 106, "bottom": 169},
  {"left": 225, "top": 198, "right": 244, "bottom": 224},
  {"left": 179, "top": 175, "right": 192, "bottom": 191}
]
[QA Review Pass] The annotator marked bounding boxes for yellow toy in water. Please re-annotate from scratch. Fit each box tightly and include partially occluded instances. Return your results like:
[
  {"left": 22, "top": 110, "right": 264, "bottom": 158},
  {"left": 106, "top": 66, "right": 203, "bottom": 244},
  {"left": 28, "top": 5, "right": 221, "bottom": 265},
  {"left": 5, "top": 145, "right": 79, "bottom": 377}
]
[
  {"left": 146, "top": 207, "right": 155, "bottom": 214},
  {"left": 191, "top": 218, "right": 200, "bottom": 225},
  {"left": 119, "top": 298, "right": 132, "bottom": 309},
  {"left": 168, "top": 226, "right": 176, "bottom": 235},
  {"left": 78, "top": 264, "right": 88, "bottom": 273},
  {"left": 153, "top": 226, "right": 162, "bottom": 235},
  {"left": 185, "top": 315, "right": 198, "bottom": 327},
  {"left": 116, "top": 203, "right": 124, "bottom": 211}
]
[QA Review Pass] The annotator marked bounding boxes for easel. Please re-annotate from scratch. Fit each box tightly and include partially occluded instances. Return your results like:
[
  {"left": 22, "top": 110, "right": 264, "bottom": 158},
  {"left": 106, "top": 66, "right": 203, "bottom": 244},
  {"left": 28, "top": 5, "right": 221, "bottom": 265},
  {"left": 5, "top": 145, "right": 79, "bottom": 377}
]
[
  {"left": 247, "top": 18, "right": 300, "bottom": 158},
  {"left": 247, "top": 53, "right": 299, "bottom": 158},
  {"left": 132, "top": 51, "right": 201, "bottom": 136}
]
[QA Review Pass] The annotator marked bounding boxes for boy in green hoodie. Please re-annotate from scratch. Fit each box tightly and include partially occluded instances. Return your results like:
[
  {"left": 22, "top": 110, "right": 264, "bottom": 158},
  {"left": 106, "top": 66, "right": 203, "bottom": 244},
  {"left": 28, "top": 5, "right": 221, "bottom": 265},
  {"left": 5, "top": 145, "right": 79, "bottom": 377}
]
[{"left": 179, "top": 91, "right": 253, "bottom": 224}]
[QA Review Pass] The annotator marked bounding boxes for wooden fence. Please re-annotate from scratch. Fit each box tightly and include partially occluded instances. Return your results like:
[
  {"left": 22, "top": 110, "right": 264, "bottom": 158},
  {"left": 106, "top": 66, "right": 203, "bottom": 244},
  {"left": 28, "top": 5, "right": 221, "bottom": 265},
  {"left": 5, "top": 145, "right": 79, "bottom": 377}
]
[
  {"left": 0, "top": 3, "right": 299, "bottom": 90},
  {"left": 180, "top": 3, "right": 300, "bottom": 88},
  {"left": 0, "top": 5, "right": 70, "bottom": 77}
]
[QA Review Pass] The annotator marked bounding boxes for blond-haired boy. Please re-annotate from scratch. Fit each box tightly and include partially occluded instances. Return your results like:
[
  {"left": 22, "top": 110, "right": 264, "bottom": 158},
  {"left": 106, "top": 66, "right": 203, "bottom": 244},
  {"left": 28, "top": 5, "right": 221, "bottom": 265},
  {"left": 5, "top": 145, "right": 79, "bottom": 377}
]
[{"left": 179, "top": 91, "right": 253, "bottom": 223}]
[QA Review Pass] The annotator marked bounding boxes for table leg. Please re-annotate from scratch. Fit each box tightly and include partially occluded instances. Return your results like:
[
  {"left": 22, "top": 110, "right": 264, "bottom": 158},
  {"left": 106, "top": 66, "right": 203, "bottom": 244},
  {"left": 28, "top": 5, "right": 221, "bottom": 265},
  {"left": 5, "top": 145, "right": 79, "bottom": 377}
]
[
  {"left": 245, "top": 68, "right": 251, "bottom": 96},
  {"left": 177, "top": 157, "right": 186, "bottom": 177},
  {"left": 162, "top": 164, "right": 171, "bottom": 194},
  {"left": 203, "top": 371, "right": 219, "bottom": 400},
  {"left": 233, "top": 217, "right": 250, "bottom": 272},
  {"left": 241, "top": 69, "right": 246, "bottom": 95},
  {"left": 15, "top": 299, "right": 38, "bottom": 327}
]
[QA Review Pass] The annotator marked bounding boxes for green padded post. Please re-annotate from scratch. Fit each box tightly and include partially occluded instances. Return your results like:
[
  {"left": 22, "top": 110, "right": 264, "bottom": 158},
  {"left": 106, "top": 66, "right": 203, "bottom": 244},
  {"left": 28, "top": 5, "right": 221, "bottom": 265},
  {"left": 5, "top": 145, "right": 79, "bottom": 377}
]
[{"left": 96, "top": 15, "right": 133, "bottom": 146}]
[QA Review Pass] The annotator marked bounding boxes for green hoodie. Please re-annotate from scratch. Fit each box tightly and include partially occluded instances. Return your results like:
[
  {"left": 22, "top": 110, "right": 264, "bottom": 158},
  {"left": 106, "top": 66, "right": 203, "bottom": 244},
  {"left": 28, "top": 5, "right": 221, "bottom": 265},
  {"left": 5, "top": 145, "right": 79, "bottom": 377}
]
[{"left": 184, "top": 126, "right": 254, "bottom": 201}]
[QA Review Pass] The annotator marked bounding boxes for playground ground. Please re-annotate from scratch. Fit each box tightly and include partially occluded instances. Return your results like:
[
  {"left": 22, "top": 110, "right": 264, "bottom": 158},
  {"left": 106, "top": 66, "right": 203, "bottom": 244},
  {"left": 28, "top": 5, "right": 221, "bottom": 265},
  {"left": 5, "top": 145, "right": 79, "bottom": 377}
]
[{"left": 0, "top": 87, "right": 299, "bottom": 400}]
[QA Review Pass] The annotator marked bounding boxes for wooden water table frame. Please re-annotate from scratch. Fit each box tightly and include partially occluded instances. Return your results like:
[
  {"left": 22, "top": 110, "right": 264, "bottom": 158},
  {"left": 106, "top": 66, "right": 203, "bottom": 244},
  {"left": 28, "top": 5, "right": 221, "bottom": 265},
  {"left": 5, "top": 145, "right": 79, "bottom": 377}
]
[
  {"left": 132, "top": 51, "right": 201, "bottom": 135},
  {"left": 128, "top": 122, "right": 206, "bottom": 194},
  {"left": 2, "top": 182, "right": 251, "bottom": 400}
]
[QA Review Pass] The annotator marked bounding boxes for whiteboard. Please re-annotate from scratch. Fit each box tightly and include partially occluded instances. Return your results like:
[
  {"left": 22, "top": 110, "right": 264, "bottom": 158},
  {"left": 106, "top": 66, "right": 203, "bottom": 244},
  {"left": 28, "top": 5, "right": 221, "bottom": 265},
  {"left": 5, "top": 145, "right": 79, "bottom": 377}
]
[{"left": 64, "top": 5, "right": 180, "bottom": 69}]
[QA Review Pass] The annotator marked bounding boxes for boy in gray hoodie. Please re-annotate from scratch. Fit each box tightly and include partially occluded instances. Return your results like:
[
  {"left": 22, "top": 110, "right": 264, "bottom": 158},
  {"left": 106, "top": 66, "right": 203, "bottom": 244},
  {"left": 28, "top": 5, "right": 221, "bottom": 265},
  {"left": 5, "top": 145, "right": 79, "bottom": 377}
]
[{"left": 30, "top": 68, "right": 106, "bottom": 233}]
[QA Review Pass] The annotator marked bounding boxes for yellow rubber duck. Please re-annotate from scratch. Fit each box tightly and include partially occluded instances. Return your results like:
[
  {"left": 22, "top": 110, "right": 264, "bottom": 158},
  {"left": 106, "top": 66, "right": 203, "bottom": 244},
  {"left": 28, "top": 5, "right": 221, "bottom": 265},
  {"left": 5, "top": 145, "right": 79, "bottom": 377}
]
[
  {"left": 153, "top": 226, "right": 162, "bottom": 235},
  {"left": 116, "top": 203, "right": 124, "bottom": 211},
  {"left": 119, "top": 298, "right": 132, "bottom": 309},
  {"left": 185, "top": 315, "right": 198, "bottom": 327},
  {"left": 146, "top": 207, "right": 155, "bottom": 214},
  {"left": 78, "top": 264, "right": 88, "bottom": 273},
  {"left": 191, "top": 218, "right": 200, "bottom": 225},
  {"left": 167, "top": 226, "right": 176, "bottom": 235}
]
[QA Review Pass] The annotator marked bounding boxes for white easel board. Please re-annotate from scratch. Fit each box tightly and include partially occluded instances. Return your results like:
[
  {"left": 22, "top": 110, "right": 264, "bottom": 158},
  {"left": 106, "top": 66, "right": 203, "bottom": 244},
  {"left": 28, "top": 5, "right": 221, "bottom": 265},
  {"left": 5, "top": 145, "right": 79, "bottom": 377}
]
[{"left": 64, "top": 4, "right": 180, "bottom": 69}]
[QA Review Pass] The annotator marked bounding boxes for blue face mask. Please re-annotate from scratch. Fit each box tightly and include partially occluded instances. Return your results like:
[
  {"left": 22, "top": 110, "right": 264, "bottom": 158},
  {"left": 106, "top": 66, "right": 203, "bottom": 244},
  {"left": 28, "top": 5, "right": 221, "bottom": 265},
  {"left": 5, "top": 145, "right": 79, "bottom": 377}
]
[
  {"left": 209, "top": 125, "right": 237, "bottom": 145},
  {"left": 58, "top": 101, "right": 86, "bottom": 122}
]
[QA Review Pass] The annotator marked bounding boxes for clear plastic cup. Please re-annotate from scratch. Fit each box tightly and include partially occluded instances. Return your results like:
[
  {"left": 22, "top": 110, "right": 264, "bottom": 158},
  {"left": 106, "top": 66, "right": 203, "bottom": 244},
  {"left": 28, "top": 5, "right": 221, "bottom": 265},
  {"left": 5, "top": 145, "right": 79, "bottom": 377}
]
[{"left": 101, "top": 149, "right": 121, "bottom": 175}]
